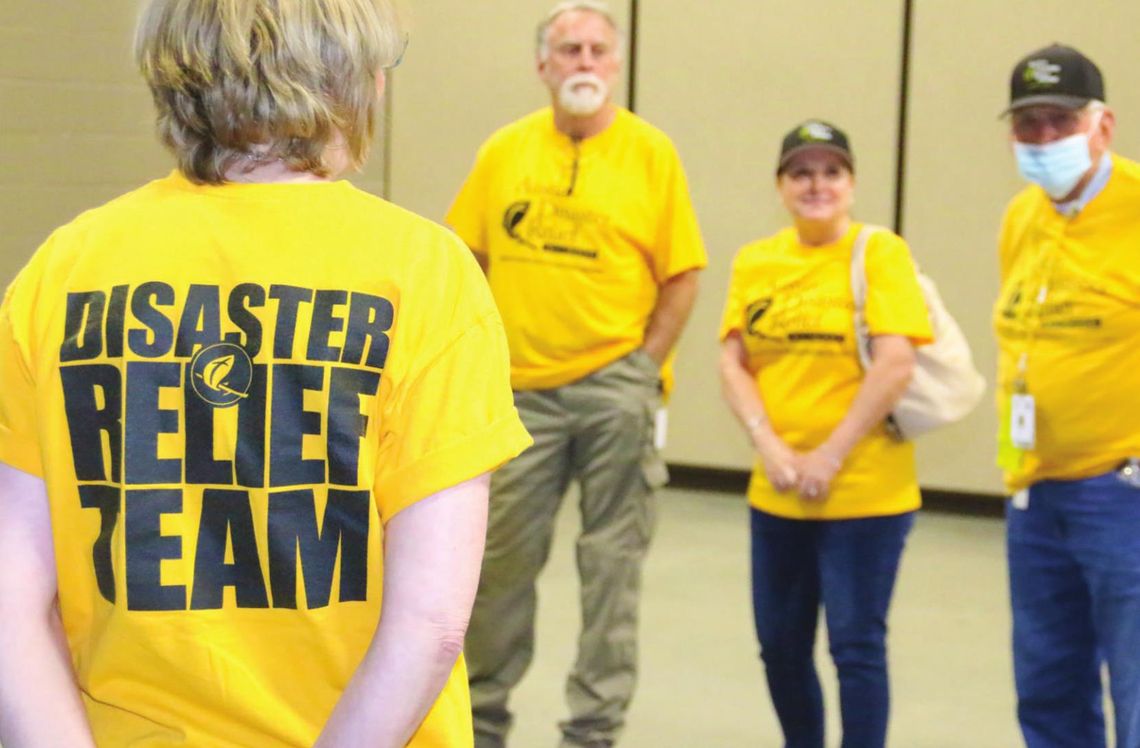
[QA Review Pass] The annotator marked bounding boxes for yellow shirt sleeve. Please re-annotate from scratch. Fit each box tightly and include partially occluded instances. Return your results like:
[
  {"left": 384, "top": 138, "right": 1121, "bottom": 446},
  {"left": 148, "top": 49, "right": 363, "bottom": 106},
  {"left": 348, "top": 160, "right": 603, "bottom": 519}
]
[
  {"left": 864, "top": 232, "right": 933, "bottom": 344},
  {"left": 997, "top": 197, "right": 1025, "bottom": 283},
  {"left": 655, "top": 146, "right": 708, "bottom": 282},
  {"left": 0, "top": 259, "right": 44, "bottom": 477},
  {"left": 372, "top": 239, "right": 531, "bottom": 522},
  {"left": 717, "top": 248, "right": 750, "bottom": 340},
  {"left": 446, "top": 145, "right": 492, "bottom": 256}
]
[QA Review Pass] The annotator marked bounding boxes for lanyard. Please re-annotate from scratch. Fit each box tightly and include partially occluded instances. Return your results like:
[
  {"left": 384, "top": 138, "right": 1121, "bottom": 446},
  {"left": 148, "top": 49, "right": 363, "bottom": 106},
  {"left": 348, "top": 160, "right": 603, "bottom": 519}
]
[
  {"left": 1013, "top": 155, "right": 1114, "bottom": 391},
  {"left": 1011, "top": 232, "right": 1063, "bottom": 394}
]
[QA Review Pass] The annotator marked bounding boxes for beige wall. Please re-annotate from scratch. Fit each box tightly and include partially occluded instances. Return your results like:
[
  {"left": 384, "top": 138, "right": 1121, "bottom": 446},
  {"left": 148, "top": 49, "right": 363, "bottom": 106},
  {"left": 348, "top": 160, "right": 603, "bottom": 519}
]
[
  {"left": 0, "top": 1, "right": 167, "bottom": 284},
  {"left": 4, "top": 0, "right": 1139, "bottom": 495}
]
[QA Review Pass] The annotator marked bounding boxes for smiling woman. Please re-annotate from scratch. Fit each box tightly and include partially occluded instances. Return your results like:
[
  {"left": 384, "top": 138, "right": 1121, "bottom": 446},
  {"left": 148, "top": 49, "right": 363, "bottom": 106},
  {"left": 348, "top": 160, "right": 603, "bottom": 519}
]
[{"left": 718, "top": 119, "right": 933, "bottom": 747}]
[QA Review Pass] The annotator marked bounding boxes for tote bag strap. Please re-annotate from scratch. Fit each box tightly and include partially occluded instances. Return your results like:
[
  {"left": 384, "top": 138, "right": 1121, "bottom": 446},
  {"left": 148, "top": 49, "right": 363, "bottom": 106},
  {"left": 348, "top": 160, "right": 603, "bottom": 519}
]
[{"left": 850, "top": 224, "right": 884, "bottom": 372}]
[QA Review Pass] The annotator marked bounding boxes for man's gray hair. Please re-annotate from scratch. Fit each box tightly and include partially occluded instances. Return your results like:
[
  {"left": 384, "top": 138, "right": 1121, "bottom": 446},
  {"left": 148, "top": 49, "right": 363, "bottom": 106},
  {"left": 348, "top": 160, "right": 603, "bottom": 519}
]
[{"left": 535, "top": 1, "right": 622, "bottom": 61}]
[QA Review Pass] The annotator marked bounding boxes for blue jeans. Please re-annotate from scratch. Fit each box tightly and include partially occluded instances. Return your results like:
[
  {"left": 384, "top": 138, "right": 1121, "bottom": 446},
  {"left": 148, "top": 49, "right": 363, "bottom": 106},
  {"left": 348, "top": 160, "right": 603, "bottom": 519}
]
[
  {"left": 750, "top": 508, "right": 914, "bottom": 748},
  {"left": 1007, "top": 470, "right": 1140, "bottom": 748}
]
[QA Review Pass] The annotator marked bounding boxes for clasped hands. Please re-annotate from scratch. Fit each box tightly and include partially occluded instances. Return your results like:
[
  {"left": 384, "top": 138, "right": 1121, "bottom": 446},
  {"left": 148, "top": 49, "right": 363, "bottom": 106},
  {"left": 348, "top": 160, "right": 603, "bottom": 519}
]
[{"left": 754, "top": 435, "right": 843, "bottom": 502}]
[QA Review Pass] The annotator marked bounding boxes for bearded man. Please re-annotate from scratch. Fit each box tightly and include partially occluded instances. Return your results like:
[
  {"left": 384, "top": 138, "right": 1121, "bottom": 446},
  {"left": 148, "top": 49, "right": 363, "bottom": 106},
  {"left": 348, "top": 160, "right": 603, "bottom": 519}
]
[{"left": 446, "top": 3, "right": 707, "bottom": 746}]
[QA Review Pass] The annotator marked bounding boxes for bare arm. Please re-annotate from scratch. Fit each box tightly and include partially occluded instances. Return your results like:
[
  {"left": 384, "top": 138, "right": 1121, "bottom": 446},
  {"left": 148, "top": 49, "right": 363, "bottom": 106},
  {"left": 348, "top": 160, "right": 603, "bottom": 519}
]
[
  {"left": 719, "top": 332, "right": 798, "bottom": 491},
  {"left": 0, "top": 462, "right": 96, "bottom": 748},
  {"left": 642, "top": 269, "right": 700, "bottom": 365},
  {"left": 314, "top": 473, "right": 490, "bottom": 748},
  {"left": 795, "top": 335, "right": 916, "bottom": 499}
]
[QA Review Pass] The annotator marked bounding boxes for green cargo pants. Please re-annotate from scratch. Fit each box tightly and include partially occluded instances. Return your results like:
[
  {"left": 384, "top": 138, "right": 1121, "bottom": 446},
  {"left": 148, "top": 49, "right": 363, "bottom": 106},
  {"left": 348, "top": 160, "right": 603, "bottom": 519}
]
[{"left": 467, "top": 349, "right": 668, "bottom": 748}]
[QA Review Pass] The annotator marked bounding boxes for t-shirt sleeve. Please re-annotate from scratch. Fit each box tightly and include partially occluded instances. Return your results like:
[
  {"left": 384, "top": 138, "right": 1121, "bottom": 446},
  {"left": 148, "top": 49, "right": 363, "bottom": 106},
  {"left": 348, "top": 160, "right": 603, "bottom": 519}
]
[
  {"left": 0, "top": 263, "right": 44, "bottom": 476},
  {"left": 718, "top": 250, "right": 748, "bottom": 340},
  {"left": 864, "top": 232, "right": 934, "bottom": 345},
  {"left": 997, "top": 201, "right": 1020, "bottom": 283},
  {"left": 445, "top": 144, "right": 493, "bottom": 257},
  {"left": 372, "top": 236, "right": 531, "bottom": 522},
  {"left": 653, "top": 145, "right": 708, "bottom": 282}
]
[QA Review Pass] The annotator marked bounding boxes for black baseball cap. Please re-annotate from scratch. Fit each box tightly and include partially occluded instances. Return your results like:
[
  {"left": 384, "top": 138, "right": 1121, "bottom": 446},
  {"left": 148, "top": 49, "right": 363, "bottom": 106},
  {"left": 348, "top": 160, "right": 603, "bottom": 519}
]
[
  {"left": 1006, "top": 43, "right": 1105, "bottom": 113},
  {"left": 776, "top": 120, "right": 854, "bottom": 174}
]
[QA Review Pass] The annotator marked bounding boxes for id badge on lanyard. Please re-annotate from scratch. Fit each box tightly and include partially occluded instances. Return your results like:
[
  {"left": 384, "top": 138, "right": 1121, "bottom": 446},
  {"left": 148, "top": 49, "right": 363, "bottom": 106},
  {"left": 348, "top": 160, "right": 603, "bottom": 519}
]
[
  {"left": 1009, "top": 393, "right": 1036, "bottom": 449},
  {"left": 997, "top": 389, "right": 1035, "bottom": 471},
  {"left": 998, "top": 267, "right": 1050, "bottom": 472},
  {"left": 1008, "top": 284, "right": 1047, "bottom": 453}
]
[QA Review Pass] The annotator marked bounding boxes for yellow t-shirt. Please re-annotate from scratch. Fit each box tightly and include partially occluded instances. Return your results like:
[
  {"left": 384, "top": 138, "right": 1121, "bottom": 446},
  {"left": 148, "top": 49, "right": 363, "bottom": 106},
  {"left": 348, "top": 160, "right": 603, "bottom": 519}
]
[
  {"left": 719, "top": 224, "right": 932, "bottom": 520},
  {"left": 446, "top": 107, "right": 707, "bottom": 391},
  {"left": 994, "top": 154, "right": 1140, "bottom": 491},
  {"left": 0, "top": 171, "right": 532, "bottom": 747}
]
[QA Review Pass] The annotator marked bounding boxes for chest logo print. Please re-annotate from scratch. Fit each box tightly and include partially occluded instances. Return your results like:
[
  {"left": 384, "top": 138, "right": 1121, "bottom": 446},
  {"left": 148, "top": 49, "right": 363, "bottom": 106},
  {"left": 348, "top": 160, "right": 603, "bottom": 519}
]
[
  {"left": 191, "top": 342, "right": 253, "bottom": 407},
  {"left": 746, "top": 298, "right": 773, "bottom": 336},
  {"left": 503, "top": 201, "right": 537, "bottom": 248},
  {"left": 499, "top": 198, "right": 601, "bottom": 261}
]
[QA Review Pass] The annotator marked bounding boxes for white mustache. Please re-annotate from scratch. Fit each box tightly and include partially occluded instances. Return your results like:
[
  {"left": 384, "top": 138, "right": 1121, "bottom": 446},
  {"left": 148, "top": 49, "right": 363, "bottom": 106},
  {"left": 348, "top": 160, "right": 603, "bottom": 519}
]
[{"left": 558, "top": 73, "right": 608, "bottom": 116}]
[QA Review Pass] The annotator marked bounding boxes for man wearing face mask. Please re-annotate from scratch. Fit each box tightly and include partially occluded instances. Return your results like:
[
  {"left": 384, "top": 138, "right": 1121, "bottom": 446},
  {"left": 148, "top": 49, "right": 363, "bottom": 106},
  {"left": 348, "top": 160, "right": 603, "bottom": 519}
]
[
  {"left": 995, "top": 43, "right": 1140, "bottom": 748},
  {"left": 446, "top": 2, "right": 706, "bottom": 747}
]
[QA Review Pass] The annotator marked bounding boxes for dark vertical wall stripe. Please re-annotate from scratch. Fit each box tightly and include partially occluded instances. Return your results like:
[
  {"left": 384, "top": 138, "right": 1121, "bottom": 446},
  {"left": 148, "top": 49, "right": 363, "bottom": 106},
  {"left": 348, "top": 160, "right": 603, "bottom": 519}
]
[
  {"left": 893, "top": 0, "right": 914, "bottom": 234},
  {"left": 627, "top": 0, "right": 639, "bottom": 113}
]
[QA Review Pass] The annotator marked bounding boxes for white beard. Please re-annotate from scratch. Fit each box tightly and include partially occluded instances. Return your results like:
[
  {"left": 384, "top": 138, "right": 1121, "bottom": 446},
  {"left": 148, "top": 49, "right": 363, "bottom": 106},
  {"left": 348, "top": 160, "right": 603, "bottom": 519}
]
[{"left": 558, "top": 73, "right": 609, "bottom": 116}]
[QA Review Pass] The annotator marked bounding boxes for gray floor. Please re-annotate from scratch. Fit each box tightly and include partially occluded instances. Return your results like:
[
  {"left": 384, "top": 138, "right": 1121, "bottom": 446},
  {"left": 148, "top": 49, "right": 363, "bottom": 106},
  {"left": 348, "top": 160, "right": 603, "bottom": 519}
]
[{"left": 504, "top": 485, "right": 1022, "bottom": 748}]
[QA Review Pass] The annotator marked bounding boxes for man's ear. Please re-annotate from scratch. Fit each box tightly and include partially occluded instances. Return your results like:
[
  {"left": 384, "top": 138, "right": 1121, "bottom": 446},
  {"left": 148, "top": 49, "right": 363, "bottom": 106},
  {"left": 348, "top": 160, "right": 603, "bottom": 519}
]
[{"left": 1097, "top": 107, "right": 1116, "bottom": 148}]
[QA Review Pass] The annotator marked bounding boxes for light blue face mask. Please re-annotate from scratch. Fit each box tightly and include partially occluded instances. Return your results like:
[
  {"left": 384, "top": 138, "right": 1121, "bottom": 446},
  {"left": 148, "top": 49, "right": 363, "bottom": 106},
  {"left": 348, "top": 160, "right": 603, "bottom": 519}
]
[{"left": 1013, "top": 131, "right": 1092, "bottom": 200}]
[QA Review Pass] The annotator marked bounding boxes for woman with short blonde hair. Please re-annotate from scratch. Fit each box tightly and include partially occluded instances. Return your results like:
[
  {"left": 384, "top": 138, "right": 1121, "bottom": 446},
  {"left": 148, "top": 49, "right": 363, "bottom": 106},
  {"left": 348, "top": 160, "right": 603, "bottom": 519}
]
[
  {"left": 0, "top": 1, "right": 531, "bottom": 747},
  {"left": 135, "top": 0, "right": 405, "bottom": 183}
]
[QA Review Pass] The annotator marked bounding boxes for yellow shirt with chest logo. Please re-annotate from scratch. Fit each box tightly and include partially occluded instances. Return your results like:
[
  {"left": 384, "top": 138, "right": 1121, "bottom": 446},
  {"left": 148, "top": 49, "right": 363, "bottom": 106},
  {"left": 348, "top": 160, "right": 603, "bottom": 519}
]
[
  {"left": 720, "top": 224, "right": 932, "bottom": 520},
  {"left": 0, "top": 172, "right": 532, "bottom": 747},
  {"left": 994, "top": 154, "right": 1140, "bottom": 491},
  {"left": 446, "top": 107, "right": 707, "bottom": 391}
]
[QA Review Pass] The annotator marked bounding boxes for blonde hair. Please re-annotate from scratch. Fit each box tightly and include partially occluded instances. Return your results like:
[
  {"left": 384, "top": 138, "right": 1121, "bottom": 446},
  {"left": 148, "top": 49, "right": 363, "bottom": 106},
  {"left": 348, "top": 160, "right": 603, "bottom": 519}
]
[
  {"left": 135, "top": 0, "right": 406, "bottom": 184},
  {"left": 536, "top": 1, "right": 622, "bottom": 62}
]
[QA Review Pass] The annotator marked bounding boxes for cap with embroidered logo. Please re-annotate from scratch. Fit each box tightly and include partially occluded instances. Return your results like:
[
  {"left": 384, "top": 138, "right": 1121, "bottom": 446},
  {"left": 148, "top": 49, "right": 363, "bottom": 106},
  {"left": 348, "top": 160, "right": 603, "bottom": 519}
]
[
  {"left": 776, "top": 120, "right": 854, "bottom": 175},
  {"left": 1006, "top": 43, "right": 1104, "bottom": 113}
]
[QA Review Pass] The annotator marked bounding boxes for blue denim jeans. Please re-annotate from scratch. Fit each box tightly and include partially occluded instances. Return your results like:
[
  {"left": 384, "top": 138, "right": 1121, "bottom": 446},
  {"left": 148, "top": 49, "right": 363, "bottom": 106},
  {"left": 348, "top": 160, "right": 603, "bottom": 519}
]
[
  {"left": 749, "top": 508, "right": 914, "bottom": 748},
  {"left": 1007, "top": 470, "right": 1140, "bottom": 748}
]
